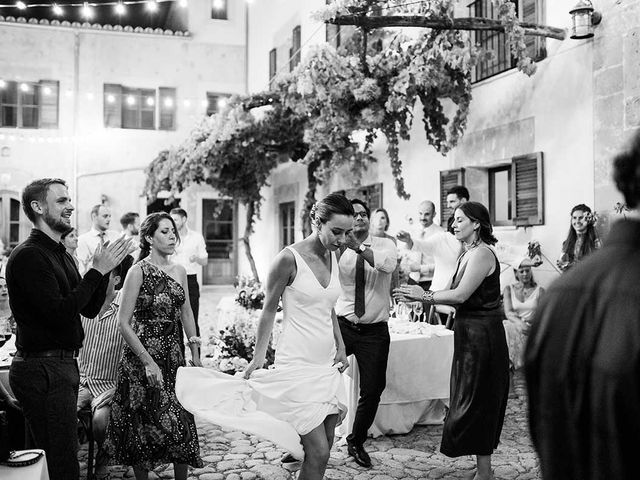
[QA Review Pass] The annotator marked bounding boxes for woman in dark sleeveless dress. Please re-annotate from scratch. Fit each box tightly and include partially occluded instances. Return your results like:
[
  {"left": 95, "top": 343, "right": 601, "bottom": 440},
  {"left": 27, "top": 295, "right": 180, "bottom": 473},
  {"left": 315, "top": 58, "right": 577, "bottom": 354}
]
[
  {"left": 394, "top": 202, "right": 508, "bottom": 480},
  {"left": 105, "top": 212, "right": 203, "bottom": 480}
]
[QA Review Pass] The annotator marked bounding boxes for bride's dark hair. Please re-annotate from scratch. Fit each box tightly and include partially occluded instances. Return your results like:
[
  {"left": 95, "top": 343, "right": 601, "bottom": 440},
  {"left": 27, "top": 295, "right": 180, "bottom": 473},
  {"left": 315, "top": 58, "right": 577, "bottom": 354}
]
[
  {"left": 309, "top": 193, "right": 355, "bottom": 230},
  {"left": 137, "top": 212, "right": 180, "bottom": 262}
]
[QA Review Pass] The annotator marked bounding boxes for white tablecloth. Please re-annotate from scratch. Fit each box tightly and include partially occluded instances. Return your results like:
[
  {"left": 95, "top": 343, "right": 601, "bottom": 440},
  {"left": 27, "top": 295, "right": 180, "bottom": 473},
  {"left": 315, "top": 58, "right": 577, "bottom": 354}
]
[
  {"left": 0, "top": 450, "right": 50, "bottom": 480},
  {"left": 341, "top": 325, "right": 454, "bottom": 437}
]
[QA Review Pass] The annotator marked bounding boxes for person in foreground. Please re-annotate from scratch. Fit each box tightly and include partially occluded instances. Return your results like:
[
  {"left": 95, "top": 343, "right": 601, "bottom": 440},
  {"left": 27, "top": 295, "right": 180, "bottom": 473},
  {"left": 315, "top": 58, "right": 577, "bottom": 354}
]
[
  {"left": 394, "top": 202, "right": 509, "bottom": 480},
  {"left": 104, "top": 212, "right": 203, "bottom": 480},
  {"left": 525, "top": 132, "right": 640, "bottom": 480},
  {"left": 6, "top": 178, "right": 131, "bottom": 480},
  {"left": 176, "top": 193, "right": 352, "bottom": 480}
]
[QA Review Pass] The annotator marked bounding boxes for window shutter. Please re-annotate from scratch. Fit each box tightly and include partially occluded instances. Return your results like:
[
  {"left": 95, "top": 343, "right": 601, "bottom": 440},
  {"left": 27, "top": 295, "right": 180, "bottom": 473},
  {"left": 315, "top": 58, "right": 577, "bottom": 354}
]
[
  {"left": 439, "top": 168, "right": 465, "bottom": 228},
  {"left": 159, "top": 87, "right": 176, "bottom": 130},
  {"left": 104, "top": 84, "right": 122, "bottom": 128},
  {"left": 269, "top": 48, "right": 277, "bottom": 85},
  {"left": 290, "top": 25, "right": 301, "bottom": 71},
  {"left": 522, "top": 0, "right": 546, "bottom": 61},
  {"left": 512, "top": 152, "right": 544, "bottom": 226},
  {"left": 38, "top": 80, "right": 59, "bottom": 128}
]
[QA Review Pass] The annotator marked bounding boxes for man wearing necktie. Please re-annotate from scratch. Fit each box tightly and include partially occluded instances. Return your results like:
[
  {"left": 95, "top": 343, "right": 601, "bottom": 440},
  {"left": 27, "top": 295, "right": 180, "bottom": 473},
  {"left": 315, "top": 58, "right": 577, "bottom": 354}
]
[
  {"left": 76, "top": 204, "right": 121, "bottom": 276},
  {"left": 336, "top": 199, "right": 397, "bottom": 468}
]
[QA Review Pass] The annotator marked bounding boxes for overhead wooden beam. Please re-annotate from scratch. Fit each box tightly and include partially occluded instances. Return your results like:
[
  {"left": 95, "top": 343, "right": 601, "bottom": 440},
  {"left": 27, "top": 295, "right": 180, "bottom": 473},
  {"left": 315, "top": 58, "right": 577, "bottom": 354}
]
[{"left": 328, "top": 15, "right": 566, "bottom": 41}]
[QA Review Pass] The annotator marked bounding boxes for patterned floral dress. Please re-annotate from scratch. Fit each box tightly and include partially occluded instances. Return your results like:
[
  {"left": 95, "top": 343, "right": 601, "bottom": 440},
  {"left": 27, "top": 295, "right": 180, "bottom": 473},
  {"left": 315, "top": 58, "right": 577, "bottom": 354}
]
[{"left": 105, "top": 260, "right": 202, "bottom": 470}]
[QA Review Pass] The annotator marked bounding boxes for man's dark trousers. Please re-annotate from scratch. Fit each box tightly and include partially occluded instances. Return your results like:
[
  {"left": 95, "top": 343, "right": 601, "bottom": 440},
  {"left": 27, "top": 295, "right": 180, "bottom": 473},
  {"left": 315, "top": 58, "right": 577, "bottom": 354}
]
[
  {"left": 338, "top": 318, "right": 390, "bottom": 445},
  {"left": 10, "top": 356, "right": 80, "bottom": 480},
  {"left": 187, "top": 274, "right": 200, "bottom": 335}
]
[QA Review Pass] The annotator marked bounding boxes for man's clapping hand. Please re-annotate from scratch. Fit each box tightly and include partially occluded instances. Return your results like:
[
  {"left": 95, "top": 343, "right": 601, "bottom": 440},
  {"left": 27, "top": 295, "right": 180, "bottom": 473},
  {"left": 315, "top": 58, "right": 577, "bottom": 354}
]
[{"left": 92, "top": 236, "right": 133, "bottom": 275}]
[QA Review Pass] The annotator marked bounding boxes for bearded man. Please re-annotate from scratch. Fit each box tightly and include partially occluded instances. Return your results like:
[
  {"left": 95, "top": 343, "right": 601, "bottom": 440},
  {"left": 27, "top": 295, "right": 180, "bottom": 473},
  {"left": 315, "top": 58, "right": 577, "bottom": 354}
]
[{"left": 5, "top": 178, "right": 131, "bottom": 480}]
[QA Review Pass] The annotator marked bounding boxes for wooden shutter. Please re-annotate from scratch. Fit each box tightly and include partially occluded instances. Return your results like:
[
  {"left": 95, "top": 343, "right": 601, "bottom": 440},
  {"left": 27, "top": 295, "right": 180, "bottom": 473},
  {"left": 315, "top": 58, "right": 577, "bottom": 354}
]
[
  {"left": 159, "top": 87, "right": 176, "bottom": 130},
  {"left": 522, "top": 0, "right": 546, "bottom": 61},
  {"left": 38, "top": 80, "right": 59, "bottom": 128},
  {"left": 290, "top": 25, "right": 301, "bottom": 71},
  {"left": 269, "top": 48, "right": 277, "bottom": 84},
  {"left": 439, "top": 168, "right": 465, "bottom": 228},
  {"left": 103, "top": 83, "right": 122, "bottom": 128},
  {"left": 512, "top": 152, "right": 544, "bottom": 226}
]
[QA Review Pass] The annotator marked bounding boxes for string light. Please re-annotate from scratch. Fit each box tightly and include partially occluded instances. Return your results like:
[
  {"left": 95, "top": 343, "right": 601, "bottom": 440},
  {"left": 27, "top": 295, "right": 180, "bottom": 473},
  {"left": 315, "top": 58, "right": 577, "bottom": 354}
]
[
  {"left": 114, "top": 2, "right": 126, "bottom": 16},
  {"left": 0, "top": 80, "right": 6, "bottom": 89},
  {"left": 212, "top": 0, "right": 224, "bottom": 10},
  {"left": 179, "top": 0, "right": 188, "bottom": 8},
  {"left": 81, "top": 2, "right": 93, "bottom": 19},
  {"left": 164, "top": 97, "right": 174, "bottom": 108},
  {"left": 19, "top": 83, "right": 30, "bottom": 92},
  {"left": 146, "top": 96, "right": 155, "bottom": 106},
  {"left": 15, "top": 1, "right": 27, "bottom": 10},
  {"left": 146, "top": 0, "right": 158, "bottom": 12},
  {"left": 52, "top": 3, "right": 63, "bottom": 15}
]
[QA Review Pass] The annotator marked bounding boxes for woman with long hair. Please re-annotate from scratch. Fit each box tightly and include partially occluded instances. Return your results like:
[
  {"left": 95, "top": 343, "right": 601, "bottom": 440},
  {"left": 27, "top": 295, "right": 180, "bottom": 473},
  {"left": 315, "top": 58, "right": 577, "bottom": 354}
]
[
  {"left": 105, "top": 212, "right": 203, "bottom": 480},
  {"left": 177, "top": 193, "right": 354, "bottom": 480},
  {"left": 61, "top": 228, "right": 79, "bottom": 269},
  {"left": 394, "top": 202, "right": 509, "bottom": 480},
  {"left": 557, "top": 203, "right": 602, "bottom": 272}
]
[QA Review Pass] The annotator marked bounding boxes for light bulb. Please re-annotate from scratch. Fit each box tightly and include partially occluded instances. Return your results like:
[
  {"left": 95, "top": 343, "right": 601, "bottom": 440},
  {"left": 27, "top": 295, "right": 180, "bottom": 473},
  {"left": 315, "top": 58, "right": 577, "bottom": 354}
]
[
  {"left": 81, "top": 2, "right": 93, "bottom": 19},
  {"left": 179, "top": 0, "right": 188, "bottom": 8},
  {"left": 126, "top": 95, "right": 136, "bottom": 106},
  {"left": 115, "top": 2, "right": 126, "bottom": 15},
  {"left": 146, "top": 0, "right": 158, "bottom": 12},
  {"left": 16, "top": 2, "right": 27, "bottom": 10},
  {"left": 52, "top": 3, "right": 63, "bottom": 15}
]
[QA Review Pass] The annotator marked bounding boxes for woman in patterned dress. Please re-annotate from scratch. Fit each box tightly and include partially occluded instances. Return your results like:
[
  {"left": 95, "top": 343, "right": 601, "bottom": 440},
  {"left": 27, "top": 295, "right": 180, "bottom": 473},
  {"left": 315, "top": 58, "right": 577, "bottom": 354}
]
[{"left": 105, "top": 212, "right": 203, "bottom": 480}]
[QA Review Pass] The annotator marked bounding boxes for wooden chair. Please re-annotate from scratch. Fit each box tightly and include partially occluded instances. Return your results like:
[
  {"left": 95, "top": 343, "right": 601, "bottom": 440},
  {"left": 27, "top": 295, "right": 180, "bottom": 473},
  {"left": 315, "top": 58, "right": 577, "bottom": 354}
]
[
  {"left": 427, "top": 304, "right": 456, "bottom": 330},
  {"left": 77, "top": 405, "right": 95, "bottom": 480}
]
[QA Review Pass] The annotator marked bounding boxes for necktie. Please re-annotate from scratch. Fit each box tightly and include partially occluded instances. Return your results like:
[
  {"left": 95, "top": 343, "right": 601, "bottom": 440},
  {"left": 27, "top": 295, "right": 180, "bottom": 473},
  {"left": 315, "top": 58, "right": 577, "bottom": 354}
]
[
  {"left": 355, "top": 253, "right": 365, "bottom": 318},
  {"left": 98, "top": 231, "right": 106, "bottom": 245}
]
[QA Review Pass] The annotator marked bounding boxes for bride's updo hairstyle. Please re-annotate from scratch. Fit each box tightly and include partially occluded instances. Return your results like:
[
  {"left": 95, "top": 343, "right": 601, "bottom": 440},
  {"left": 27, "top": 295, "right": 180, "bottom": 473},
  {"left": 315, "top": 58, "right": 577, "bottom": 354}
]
[
  {"left": 456, "top": 202, "right": 498, "bottom": 246},
  {"left": 309, "top": 193, "right": 355, "bottom": 230},
  {"left": 137, "top": 212, "right": 181, "bottom": 262}
]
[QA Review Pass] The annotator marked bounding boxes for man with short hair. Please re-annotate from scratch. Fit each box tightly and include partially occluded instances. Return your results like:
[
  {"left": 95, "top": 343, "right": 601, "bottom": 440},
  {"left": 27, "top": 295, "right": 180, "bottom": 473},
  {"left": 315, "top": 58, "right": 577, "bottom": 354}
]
[
  {"left": 6, "top": 178, "right": 130, "bottom": 480},
  {"left": 525, "top": 132, "right": 640, "bottom": 480},
  {"left": 119, "top": 211, "right": 140, "bottom": 260},
  {"left": 407, "top": 200, "right": 444, "bottom": 291},
  {"left": 170, "top": 208, "right": 207, "bottom": 335},
  {"left": 77, "top": 204, "right": 121, "bottom": 275},
  {"left": 337, "top": 199, "right": 397, "bottom": 468},
  {"left": 77, "top": 254, "right": 133, "bottom": 480},
  {"left": 445, "top": 185, "right": 470, "bottom": 233}
]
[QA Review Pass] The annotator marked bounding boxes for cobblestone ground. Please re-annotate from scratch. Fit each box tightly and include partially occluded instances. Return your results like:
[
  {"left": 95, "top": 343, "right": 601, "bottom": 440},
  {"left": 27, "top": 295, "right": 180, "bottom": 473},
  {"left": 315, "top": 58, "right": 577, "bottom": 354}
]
[{"left": 80, "top": 286, "right": 540, "bottom": 480}]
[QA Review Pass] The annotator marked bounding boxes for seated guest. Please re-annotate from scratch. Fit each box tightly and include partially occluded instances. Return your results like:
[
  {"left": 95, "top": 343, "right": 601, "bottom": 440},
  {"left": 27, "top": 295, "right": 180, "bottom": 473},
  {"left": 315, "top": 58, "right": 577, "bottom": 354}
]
[
  {"left": 61, "top": 228, "right": 79, "bottom": 269},
  {"left": 77, "top": 255, "right": 133, "bottom": 480},
  {"left": 502, "top": 258, "right": 544, "bottom": 370},
  {"left": 557, "top": 203, "right": 601, "bottom": 272}
]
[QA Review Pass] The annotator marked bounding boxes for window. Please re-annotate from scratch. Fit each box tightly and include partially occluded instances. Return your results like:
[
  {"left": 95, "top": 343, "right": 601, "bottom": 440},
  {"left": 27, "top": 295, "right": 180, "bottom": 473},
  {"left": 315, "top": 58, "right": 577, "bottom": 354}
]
[
  {"left": 441, "top": 152, "right": 544, "bottom": 228},
  {"left": 103, "top": 84, "right": 176, "bottom": 130},
  {"left": 0, "top": 192, "right": 27, "bottom": 251},
  {"left": 290, "top": 25, "right": 301, "bottom": 72},
  {"left": 335, "top": 183, "right": 383, "bottom": 211},
  {"left": 326, "top": 24, "right": 341, "bottom": 48},
  {"left": 211, "top": 0, "right": 228, "bottom": 20},
  {"left": 206, "top": 92, "right": 230, "bottom": 117},
  {"left": 279, "top": 202, "right": 296, "bottom": 249},
  {"left": 439, "top": 168, "right": 466, "bottom": 229},
  {"left": 468, "top": 0, "right": 546, "bottom": 83},
  {"left": 269, "top": 48, "right": 277, "bottom": 84},
  {"left": 0, "top": 80, "right": 59, "bottom": 129},
  {"left": 489, "top": 166, "right": 512, "bottom": 226}
]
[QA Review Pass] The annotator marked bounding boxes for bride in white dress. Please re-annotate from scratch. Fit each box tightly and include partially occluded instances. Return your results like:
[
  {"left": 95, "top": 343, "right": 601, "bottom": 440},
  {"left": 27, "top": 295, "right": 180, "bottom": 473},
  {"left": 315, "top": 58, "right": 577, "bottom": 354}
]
[{"left": 176, "top": 193, "right": 355, "bottom": 480}]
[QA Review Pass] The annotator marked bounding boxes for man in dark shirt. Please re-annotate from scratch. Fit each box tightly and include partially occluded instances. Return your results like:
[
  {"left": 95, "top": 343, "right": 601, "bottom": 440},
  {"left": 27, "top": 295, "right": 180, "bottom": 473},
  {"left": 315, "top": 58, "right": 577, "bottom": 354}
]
[
  {"left": 6, "top": 178, "right": 131, "bottom": 480},
  {"left": 525, "top": 132, "right": 640, "bottom": 480}
]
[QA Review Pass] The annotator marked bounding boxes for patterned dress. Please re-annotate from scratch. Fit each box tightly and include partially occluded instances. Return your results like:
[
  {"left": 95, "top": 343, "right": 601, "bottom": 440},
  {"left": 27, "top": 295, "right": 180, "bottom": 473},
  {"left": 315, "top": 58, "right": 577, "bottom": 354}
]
[{"left": 105, "top": 260, "right": 202, "bottom": 470}]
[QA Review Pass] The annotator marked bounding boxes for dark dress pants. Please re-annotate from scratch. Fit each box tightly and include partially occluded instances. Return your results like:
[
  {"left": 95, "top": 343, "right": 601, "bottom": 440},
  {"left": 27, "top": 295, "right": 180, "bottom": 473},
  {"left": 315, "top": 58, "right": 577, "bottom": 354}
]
[
  {"left": 187, "top": 274, "right": 200, "bottom": 335},
  {"left": 9, "top": 356, "right": 80, "bottom": 480},
  {"left": 339, "top": 318, "right": 390, "bottom": 446}
]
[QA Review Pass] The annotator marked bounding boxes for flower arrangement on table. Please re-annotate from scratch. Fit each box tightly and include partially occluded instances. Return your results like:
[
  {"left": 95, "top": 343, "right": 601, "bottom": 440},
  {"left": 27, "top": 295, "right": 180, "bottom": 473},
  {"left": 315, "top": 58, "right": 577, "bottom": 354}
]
[{"left": 234, "top": 275, "right": 265, "bottom": 310}]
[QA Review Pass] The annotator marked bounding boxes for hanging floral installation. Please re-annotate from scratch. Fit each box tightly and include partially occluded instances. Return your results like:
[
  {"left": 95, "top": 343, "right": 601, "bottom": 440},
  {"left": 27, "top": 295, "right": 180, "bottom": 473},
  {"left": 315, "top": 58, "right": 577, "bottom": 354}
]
[{"left": 144, "top": 0, "right": 563, "bottom": 280}]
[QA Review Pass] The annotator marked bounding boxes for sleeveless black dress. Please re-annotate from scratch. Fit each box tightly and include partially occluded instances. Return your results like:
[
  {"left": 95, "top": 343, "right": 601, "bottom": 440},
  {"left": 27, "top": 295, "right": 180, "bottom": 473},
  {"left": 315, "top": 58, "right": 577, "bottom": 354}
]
[{"left": 440, "top": 247, "right": 509, "bottom": 457}]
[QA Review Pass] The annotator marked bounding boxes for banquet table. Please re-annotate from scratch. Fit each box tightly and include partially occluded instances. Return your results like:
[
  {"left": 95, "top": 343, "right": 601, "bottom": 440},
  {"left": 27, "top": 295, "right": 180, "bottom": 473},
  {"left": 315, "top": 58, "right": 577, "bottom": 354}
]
[
  {"left": 0, "top": 450, "right": 50, "bottom": 480},
  {"left": 341, "top": 323, "right": 454, "bottom": 437}
]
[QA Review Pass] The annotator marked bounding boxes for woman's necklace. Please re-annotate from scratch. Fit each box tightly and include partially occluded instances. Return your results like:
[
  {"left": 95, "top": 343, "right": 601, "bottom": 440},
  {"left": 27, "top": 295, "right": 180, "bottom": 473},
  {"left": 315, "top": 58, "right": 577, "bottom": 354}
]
[{"left": 464, "top": 238, "right": 481, "bottom": 252}]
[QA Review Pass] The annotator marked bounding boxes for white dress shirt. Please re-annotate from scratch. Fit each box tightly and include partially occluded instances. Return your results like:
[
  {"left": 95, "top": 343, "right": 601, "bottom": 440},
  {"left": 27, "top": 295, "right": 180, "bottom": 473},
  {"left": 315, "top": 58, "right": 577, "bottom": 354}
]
[
  {"left": 335, "top": 235, "right": 397, "bottom": 324},
  {"left": 409, "top": 223, "right": 444, "bottom": 283},
  {"left": 171, "top": 227, "right": 208, "bottom": 276},
  {"left": 412, "top": 231, "right": 463, "bottom": 291},
  {"left": 76, "top": 228, "right": 121, "bottom": 276}
]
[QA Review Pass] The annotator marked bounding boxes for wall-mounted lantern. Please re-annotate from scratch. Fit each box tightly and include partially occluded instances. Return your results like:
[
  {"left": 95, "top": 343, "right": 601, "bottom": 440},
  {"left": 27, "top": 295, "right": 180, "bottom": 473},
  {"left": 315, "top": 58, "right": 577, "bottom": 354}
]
[{"left": 570, "top": 0, "right": 603, "bottom": 39}]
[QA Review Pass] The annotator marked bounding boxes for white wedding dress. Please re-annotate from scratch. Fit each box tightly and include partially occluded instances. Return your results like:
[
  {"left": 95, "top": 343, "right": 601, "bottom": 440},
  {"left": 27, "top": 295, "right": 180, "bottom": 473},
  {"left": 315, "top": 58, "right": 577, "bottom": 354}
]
[{"left": 176, "top": 246, "right": 347, "bottom": 459}]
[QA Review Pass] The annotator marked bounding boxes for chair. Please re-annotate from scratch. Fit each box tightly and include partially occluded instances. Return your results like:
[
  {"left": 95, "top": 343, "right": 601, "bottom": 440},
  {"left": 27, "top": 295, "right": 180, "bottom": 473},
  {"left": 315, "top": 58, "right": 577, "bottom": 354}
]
[
  {"left": 77, "top": 405, "right": 95, "bottom": 480},
  {"left": 427, "top": 304, "right": 456, "bottom": 330}
]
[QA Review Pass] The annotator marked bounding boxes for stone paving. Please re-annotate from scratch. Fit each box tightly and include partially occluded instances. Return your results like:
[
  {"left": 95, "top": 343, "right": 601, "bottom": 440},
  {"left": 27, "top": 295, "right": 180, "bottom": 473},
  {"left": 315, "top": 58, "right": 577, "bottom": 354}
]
[{"left": 79, "top": 285, "right": 541, "bottom": 480}]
